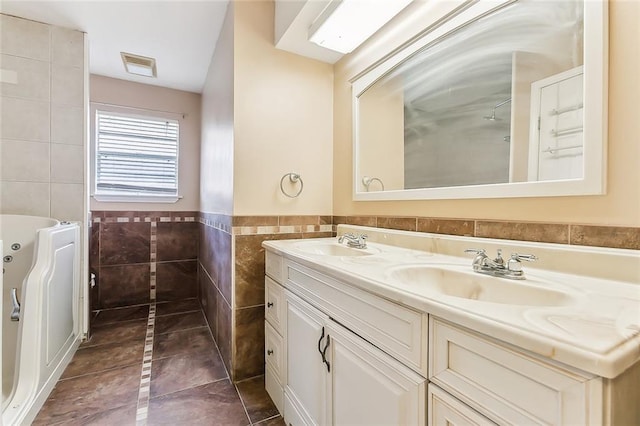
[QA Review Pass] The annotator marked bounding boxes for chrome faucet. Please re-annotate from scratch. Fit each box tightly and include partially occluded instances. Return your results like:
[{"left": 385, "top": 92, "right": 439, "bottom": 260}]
[
  {"left": 465, "top": 248, "right": 537, "bottom": 280},
  {"left": 338, "top": 233, "right": 368, "bottom": 249}
]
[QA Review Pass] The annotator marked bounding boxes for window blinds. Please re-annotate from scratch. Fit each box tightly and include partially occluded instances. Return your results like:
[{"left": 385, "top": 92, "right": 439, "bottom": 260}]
[{"left": 96, "top": 111, "right": 179, "bottom": 195}]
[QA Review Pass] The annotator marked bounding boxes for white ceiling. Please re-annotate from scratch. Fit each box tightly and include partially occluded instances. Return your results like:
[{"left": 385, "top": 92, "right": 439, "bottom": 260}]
[{"left": 0, "top": 0, "right": 230, "bottom": 93}]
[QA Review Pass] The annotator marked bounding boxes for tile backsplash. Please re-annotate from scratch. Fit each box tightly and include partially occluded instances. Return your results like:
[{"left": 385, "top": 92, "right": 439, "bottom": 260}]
[{"left": 334, "top": 216, "right": 640, "bottom": 250}]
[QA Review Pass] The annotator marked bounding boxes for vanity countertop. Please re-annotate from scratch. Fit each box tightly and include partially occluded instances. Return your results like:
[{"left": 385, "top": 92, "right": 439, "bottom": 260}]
[{"left": 263, "top": 229, "right": 640, "bottom": 379}]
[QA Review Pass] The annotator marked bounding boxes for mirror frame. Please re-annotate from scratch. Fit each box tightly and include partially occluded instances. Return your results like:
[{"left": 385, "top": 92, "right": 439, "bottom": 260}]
[{"left": 352, "top": 0, "right": 607, "bottom": 201}]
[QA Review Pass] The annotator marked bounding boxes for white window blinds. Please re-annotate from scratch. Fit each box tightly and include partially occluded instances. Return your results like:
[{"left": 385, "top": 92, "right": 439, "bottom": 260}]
[{"left": 96, "top": 111, "right": 179, "bottom": 196}]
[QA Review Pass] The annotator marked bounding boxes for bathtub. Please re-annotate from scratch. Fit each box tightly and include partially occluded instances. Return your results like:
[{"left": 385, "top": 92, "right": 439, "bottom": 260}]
[{"left": 1, "top": 215, "right": 82, "bottom": 425}]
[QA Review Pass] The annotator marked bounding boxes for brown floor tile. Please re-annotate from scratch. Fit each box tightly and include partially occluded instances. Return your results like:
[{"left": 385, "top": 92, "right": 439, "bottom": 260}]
[
  {"left": 154, "top": 311, "right": 207, "bottom": 335},
  {"left": 62, "top": 340, "right": 144, "bottom": 379},
  {"left": 150, "top": 351, "right": 227, "bottom": 398},
  {"left": 34, "top": 364, "right": 140, "bottom": 425},
  {"left": 75, "top": 403, "right": 138, "bottom": 425},
  {"left": 236, "top": 375, "right": 279, "bottom": 424},
  {"left": 82, "top": 318, "right": 147, "bottom": 348},
  {"left": 155, "top": 298, "right": 200, "bottom": 317},
  {"left": 147, "top": 380, "right": 249, "bottom": 425},
  {"left": 152, "top": 327, "right": 216, "bottom": 360},
  {"left": 254, "top": 416, "right": 286, "bottom": 426},
  {"left": 92, "top": 305, "right": 149, "bottom": 325}
]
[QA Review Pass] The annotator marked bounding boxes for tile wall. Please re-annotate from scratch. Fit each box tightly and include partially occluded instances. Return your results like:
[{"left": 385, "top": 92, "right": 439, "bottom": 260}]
[
  {"left": 198, "top": 213, "right": 333, "bottom": 381},
  {"left": 0, "top": 14, "right": 85, "bottom": 222},
  {"left": 90, "top": 211, "right": 199, "bottom": 310}
]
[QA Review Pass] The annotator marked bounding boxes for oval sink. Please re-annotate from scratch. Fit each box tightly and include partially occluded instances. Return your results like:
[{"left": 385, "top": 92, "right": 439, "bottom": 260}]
[
  {"left": 293, "top": 241, "right": 379, "bottom": 257},
  {"left": 387, "top": 265, "right": 573, "bottom": 306}
]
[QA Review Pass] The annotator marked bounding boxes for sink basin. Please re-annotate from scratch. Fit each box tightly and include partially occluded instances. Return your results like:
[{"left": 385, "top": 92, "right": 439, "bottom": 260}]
[
  {"left": 293, "top": 241, "right": 379, "bottom": 257},
  {"left": 387, "top": 265, "right": 573, "bottom": 306}
]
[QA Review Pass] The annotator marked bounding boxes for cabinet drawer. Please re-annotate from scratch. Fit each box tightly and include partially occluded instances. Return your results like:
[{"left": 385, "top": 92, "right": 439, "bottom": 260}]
[
  {"left": 286, "top": 261, "right": 427, "bottom": 375},
  {"left": 285, "top": 391, "right": 310, "bottom": 426},
  {"left": 266, "top": 322, "right": 285, "bottom": 382},
  {"left": 266, "top": 276, "right": 285, "bottom": 334},
  {"left": 266, "top": 364, "right": 284, "bottom": 415},
  {"left": 428, "top": 384, "right": 495, "bottom": 426},
  {"left": 266, "top": 251, "right": 284, "bottom": 283},
  {"left": 429, "top": 318, "right": 602, "bottom": 425}
]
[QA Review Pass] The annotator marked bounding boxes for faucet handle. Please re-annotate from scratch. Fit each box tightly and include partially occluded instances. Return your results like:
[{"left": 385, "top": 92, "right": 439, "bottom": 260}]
[
  {"left": 464, "top": 248, "right": 486, "bottom": 255},
  {"left": 511, "top": 253, "right": 538, "bottom": 262}
]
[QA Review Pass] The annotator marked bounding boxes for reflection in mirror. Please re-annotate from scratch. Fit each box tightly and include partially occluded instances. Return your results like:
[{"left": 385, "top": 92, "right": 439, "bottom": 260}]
[{"left": 354, "top": 0, "right": 601, "bottom": 199}]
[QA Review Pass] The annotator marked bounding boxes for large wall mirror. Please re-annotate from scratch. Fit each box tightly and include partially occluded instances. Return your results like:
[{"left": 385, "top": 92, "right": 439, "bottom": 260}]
[{"left": 352, "top": 0, "right": 607, "bottom": 200}]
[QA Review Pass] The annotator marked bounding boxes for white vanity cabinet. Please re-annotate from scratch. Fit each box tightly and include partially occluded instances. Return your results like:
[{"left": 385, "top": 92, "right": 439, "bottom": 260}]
[
  {"left": 264, "top": 242, "right": 640, "bottom": 426},
  {"left": 265, "top": 253, "right": 426, "bottom": 426},
  {"left": 285, "top": 290, "right": 426, "bottom": 426}
]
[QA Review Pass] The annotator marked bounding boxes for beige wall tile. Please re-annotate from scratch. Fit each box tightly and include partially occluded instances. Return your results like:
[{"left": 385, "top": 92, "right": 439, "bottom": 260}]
[
  {"left": 51, "top": 143, "right": 84, "bottom": 183},
  {"left": 51, "top": 183, "right": 84, "bottom": 221},
  {"left": 0, "top": 96, "right": 49, "bottom": 141},
  {"left": 51, "top": 64, "right": 83, "bottom": 106},
  {"left": 51, "top": 105, "right": 83, "bottom": 145},
  {"left": 1, "top": 181, "right": 50, "bottom": 216},
  {"left": 51, "top": 26, "right": 84, "bottom": 67},
  {"left": 1, "top": 139, "right": 50, "bottom": 181},
  {"left": 0, "top": 15, "right": 50, "bottom": 61},
  {"left": 0, "top": 54, "right": 50, "bottom": 100}
]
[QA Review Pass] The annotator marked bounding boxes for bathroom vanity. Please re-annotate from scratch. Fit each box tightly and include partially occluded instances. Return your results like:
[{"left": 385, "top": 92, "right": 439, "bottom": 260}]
[{"left": 263, "top": 225, "right": 640, "bottom": 425}]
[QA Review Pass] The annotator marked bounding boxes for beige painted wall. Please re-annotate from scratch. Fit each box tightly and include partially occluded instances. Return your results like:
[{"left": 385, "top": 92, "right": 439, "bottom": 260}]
[
  {"left": 358, "top": 79, "right": 404, "bottom": 191},
  {"left": 90, "top": 75, "right": 201, "bottom": 212},
  {"left": 333, "top": 0, "right": 640, "bottom": 227},
  {"left": 233, "top": 0, "right": 333, "bottom": 216},
  {"left": 200, "top": 2, "right": 235, "bottom": 216}
]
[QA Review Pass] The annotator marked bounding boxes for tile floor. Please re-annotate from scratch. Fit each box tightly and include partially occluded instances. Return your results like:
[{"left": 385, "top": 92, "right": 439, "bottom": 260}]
[{"left": 34, "top": 299, "right": 284, "bottom": 425}]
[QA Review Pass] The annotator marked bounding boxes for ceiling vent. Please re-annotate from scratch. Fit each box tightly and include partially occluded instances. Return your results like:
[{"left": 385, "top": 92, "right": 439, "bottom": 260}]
[{"left": 121, "top": 52, "right": 157, "bottom": 78}]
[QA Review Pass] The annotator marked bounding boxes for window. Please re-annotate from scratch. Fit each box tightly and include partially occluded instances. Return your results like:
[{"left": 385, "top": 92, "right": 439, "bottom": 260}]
[{"left": 94, "top": 110, "right": 179, "bottom": 202}]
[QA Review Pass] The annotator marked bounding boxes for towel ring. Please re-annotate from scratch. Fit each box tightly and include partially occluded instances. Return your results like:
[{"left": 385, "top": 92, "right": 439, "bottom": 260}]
[
  {"left": 280, "top": 172, "right": 304, "bottom": 198},
  {"left": 362, "top": 176, "right": 385, "bottom": 192}
]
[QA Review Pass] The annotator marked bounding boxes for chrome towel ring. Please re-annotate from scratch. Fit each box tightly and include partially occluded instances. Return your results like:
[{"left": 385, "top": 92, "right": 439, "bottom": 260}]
[{"left": 280, "top": 172, "right": 304, "bottom": 198}]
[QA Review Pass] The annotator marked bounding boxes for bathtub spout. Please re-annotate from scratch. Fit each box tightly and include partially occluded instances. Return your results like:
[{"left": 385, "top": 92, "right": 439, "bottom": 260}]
[{"left": 11, "top": 288, "right": 20, "bottom": 321}]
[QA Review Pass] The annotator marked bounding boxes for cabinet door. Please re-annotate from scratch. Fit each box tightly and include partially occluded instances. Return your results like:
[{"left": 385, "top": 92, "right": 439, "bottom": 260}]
[
  {"left": 285, "top": 291, "right": 329, "bottom": 426},
  {"left": 327, "top": 321, "right": 426, "bottom": 426}
]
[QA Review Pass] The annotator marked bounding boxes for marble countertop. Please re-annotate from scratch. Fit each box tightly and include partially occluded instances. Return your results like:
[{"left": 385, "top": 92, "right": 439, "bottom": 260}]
[{"left": 263, "top": 233, "right": 640, "bottom": 379}]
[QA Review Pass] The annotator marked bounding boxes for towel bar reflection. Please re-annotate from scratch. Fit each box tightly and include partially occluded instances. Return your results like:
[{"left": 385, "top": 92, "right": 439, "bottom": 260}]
[
  {"left": 542, "top": 144, "right": 583, "bottom": 154},
  {"left": 280, "top": 173, "right": 304, "bottom": 198}
]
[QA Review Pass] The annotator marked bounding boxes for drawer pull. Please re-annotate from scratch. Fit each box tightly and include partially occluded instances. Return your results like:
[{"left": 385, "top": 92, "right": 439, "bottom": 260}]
[
  {"left": 267, "top": 349, "right": 274, "bottom": 356},
  {"left": 321, "top": 335, "right": 331, "bottom": 373},
  {"left": 267, "top": 302, "right": 274, "bottom": 308}
]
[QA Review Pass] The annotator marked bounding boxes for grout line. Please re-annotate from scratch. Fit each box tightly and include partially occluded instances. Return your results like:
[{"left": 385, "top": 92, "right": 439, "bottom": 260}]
[
  {"left": 234, "top": 381, "right": 253, "bottom": 425},
  {"left": 135, "top": 302, "right": 156, "bottom": 425},
  {"left": 135, "top": 218, "right": 159, "bottom": 425}
]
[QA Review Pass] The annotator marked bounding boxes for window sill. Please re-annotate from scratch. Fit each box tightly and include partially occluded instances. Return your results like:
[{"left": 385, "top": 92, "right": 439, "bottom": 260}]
[{"left": 92, "top": 193, "right": 182, "bottom": 203}]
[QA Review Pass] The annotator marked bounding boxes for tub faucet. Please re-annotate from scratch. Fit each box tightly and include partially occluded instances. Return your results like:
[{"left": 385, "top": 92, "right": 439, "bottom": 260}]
[
  {"left": 465, "top": 248, "right": 537, "bottom": 280},
  {"left": 338, "top": 233, "right": 368, "bottom": 249}
]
